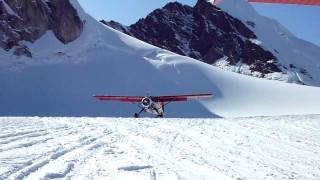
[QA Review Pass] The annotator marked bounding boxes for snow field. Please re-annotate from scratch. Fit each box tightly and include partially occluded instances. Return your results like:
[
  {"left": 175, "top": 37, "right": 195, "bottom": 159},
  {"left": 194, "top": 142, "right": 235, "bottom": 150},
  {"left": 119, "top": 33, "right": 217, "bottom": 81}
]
[
  {"left": 1, "top": 0, "right": 320, "bottom": 117},
  {"left": 0, "top": 115, "right": 319, "bottom": 179}
]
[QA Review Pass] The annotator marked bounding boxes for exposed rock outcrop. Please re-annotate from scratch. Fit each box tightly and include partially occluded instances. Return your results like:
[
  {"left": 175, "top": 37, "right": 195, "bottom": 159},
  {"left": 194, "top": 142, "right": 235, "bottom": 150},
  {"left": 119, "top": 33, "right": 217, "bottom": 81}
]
[
  {"left": 49, "top": 0, "right": 84, "bottom": 44},
  {"left": 0, "top": 0, "right": 83, "bottom": 57}
]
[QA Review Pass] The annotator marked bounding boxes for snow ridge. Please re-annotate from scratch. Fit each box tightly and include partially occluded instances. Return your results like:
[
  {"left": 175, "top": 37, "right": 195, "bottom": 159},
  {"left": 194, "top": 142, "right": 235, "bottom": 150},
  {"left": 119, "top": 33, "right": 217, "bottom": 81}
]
[{"left": 218, "top": 0, "right": 320, "bottom": 86}]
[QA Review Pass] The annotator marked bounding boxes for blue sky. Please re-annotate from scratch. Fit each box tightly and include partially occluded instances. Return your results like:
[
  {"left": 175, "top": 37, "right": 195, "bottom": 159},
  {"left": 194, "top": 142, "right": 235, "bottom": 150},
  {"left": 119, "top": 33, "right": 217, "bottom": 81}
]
[{"left": 78, "top": 0, "right": 320, "bottom": 46}]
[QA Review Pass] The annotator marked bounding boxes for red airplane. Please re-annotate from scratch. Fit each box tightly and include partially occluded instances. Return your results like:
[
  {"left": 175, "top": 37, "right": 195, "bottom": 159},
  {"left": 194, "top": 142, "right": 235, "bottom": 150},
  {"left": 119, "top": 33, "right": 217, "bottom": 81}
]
[
  {"left": 212, "top": 0, "right": 320, "bottom": 5},
  {"left": 247, "top": 0, "right": 320, "bottom": 6},
  {"left": 94, "top": 93, "right": 213, "bottom": 118}
]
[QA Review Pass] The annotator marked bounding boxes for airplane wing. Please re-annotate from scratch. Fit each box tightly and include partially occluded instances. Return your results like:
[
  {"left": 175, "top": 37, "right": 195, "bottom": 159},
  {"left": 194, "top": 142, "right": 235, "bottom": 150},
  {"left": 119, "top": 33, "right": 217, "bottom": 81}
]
[
  {"left": 94, "top": 93, "right": 213, "bottom": 103},
  {"left": 93, "top": 95, "right": 144, "bottom": 102},
  {"left": 152, "top": 93, "right": 213, "bottom": 102},
  {"left": 248, "top": 0, "right": 320, "bottom": 5}
]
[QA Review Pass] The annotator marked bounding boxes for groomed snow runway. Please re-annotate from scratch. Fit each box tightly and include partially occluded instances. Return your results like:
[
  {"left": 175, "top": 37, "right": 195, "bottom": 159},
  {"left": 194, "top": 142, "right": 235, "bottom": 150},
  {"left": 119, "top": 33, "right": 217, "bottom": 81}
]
[{"left": 0, "top": 115, "right": 319, "bottom": 180}]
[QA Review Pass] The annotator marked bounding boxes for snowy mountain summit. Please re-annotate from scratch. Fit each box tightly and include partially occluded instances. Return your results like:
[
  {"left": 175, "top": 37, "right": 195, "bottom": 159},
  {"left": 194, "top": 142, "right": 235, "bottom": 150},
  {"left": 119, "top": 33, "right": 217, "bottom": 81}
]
[
  {"left": 0, "top": 0, "right": 319, "bottom": 117},
  {"left": 104, "top": 0, "right": 320, "bottom": 86},
  {"left": 218, "top": 0, "right": 320, "bottom": 86}
]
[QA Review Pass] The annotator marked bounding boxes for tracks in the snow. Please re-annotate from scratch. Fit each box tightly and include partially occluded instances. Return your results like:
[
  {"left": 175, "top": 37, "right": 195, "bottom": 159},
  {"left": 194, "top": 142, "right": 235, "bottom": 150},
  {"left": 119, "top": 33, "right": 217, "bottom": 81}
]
[
  {"left": 0, "top": 116, "right": 320, "bottom": 180},
  {"left": 0, "top": 118, "right": 109, "bottom": 180}
]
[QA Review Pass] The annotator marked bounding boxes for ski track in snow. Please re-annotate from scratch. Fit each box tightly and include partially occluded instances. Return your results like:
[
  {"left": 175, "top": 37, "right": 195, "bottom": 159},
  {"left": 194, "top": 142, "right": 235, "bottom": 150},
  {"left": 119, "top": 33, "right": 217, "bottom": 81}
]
[{"left": 0, "top": 116, "right": 319, "bottom": 180}]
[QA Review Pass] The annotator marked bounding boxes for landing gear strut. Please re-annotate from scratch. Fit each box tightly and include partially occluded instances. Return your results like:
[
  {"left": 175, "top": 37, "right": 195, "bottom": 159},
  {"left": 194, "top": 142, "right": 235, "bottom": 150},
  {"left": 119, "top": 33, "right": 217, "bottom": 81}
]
[
  {"left": 134, "top": 102, "right": 168, "bottom": 118},
  {"left": 134, "top": 108, "right": 145, "bottom": 118}
]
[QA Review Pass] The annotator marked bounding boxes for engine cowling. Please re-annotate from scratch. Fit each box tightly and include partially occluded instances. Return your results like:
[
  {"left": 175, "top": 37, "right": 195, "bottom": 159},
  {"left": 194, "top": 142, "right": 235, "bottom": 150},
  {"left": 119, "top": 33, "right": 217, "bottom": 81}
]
[{"left": 141, "top": 97, "right": 153, "bottom": 108}]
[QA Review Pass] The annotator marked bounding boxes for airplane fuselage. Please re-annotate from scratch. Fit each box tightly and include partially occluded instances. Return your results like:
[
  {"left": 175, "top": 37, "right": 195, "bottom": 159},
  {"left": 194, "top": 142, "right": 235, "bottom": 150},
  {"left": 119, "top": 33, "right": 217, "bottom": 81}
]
[{"left": 140, "top": 97, "right": 164, "bottom": 117}]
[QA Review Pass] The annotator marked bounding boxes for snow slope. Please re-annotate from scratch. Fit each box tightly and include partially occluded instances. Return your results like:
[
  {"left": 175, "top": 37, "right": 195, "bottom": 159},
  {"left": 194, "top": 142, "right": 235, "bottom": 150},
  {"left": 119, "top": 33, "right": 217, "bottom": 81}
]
[
  {"left": 0, "top": 0, "right": 319, "bottom": 117},
  {"left": 218, "top": 0, "right": 320, "bottom": 86},
  {"left": 0, "top": 115, "right": 320, "bottom": 179}
]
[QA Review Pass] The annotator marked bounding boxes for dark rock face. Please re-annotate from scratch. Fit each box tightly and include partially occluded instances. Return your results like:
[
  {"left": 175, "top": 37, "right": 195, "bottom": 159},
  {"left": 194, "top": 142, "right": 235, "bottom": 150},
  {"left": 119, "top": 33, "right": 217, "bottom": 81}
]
[
  {"left": 49, "top": 0, "right": 84, "bottom": 44},
  {"left": 103, "top": 0, "right": 282, "bottom": 76},
  {"left": 101, "top": 20, "right": 131, "bottom": 35},
  {"left": 0, "top": 0, "right": 83, "bottom": 57}
]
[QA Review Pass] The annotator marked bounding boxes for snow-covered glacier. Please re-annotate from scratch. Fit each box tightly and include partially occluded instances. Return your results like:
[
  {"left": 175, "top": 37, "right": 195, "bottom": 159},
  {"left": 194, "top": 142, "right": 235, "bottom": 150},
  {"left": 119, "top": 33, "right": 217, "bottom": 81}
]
[
  {"left": 0, "top": 115, "right": 320, "bottom": 179},
  {"left": 0, "top": 0, "right": 319, "bottom": 117},
  {"left": 0, "top": 1, "right": 320, "bottom": 179}
]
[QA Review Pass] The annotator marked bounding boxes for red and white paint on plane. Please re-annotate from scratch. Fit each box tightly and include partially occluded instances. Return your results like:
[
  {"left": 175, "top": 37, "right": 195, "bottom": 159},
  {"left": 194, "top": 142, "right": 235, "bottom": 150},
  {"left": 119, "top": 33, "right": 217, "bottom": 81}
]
[
  {"left": 248, "top": 0, "right": 320, "bottom": 5},
  {"left": 210, "top": 0, "right": 224, "bottom": 5},
  {"left": 211, "top": 0, "right": 320, "bottom": 5}
]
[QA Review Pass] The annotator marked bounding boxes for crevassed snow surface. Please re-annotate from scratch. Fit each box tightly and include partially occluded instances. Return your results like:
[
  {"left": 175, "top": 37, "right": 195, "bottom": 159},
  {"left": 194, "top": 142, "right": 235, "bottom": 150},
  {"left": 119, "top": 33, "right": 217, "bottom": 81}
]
[
  {"left": 0, "top": 116, "right": 319, "bottom": 179},
  {"left": 0, "top": 0, "right": 319, "bottom": 117}
]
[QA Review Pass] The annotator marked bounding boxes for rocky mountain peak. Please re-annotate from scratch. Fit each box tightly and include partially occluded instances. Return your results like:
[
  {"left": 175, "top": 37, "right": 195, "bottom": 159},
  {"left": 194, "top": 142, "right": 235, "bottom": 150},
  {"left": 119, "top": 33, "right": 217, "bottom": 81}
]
[
  {"left": 103, "top": 1, "right": 283, "bottom": 78},
  {"left": 161, "top": 1, "right": 190, "bottom": 13},
  {"left": 195, "top": 0, "right": 217, "bottom": 13}
]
